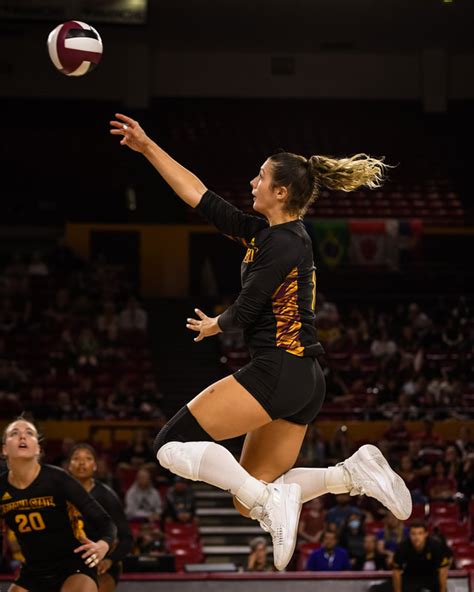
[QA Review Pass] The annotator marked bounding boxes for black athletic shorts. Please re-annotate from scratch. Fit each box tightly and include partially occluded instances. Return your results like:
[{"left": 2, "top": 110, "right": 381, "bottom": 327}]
[
  {"left": 233, "top": 346, "right": 326, "bottom": 425},
  {"left": 15, "top": 555, "right": 98, "bottom": 592}
]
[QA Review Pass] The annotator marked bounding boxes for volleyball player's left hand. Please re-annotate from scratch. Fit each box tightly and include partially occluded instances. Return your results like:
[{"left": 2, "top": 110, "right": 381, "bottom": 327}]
[
  {"left": 186, "top": 308, "right": 222, "bottom": 342},
  {"left": 74, "top": 537, "right": 110, "bottom": 568}
]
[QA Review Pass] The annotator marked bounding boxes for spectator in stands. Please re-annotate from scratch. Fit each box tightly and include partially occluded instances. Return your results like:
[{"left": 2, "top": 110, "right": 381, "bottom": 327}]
[
  {"left": 397, "top": 456, "right": 424, "bottom": 503},
  {"left": 376, "top": 512, "right": 408, "bottom": 568},
  {"left": 414, "top": 418, "right": 443, "bottom": 448},
  {"left": 125, "top": 468, "right": 162, "bottom": 522},
  {"left": 27, "top": 251, "right": 49, "bottom": 276},
  {"left": 392, "top": 521, "right": 450, "bottom": 592},
  {"left": 408, "top": 303, "right": 432, "bottom": 339},
  {"left": 443, "top": 445, "right": 463, "bottom": 483},
  {"left": 164, "top": 477, "right": 196, "bottom": 524},
  {"left": 49, "top": 329, "right": 77, "bottom": 376},
  {"left": 455, "top": 426, "right": 473, "bottom": 460},
  {"left": 298, "top": 498, "right": 326, "bottom": 544},
  {"left": 459, "top": 452, "right": 474, "bottom": 497},
  {"left": 353, "top": 534, "right": 387, "bottom": 571},
  {"left": 135, "top": 523, "right": 165, "bottom": 556},
  {"left": 97, "top": 300, "right": 120, "bottom": 335},
  {"left": 306, "top": 530, "right": 351, "bottom": 571},
  {"left": 119, "top": 297, "right": 148, "bottom": 332},
  {"left": 77, "top": 328, "right": 100, "bottom": 368},
  {"left": 382, "top": 415, "right": 411, "bottom": 455},
  {"left": 118, "top": 429, "right": 154, "bottom": 469},
  {"left": 425, "top": 461, "right": 457, "bottom": 501},
  {"left": 441, "top": 319, "right": 463, "bottom": 350},
  {"left": 339, "top": 512, "right": 366, "bottom": 565},
  {"left": 325, "top": 493, "right": 362, "bottom": 531},
  {"left": 371, "top": 329, "right": 397, "bottom": 360},
  {"left": 247, "top": 536, "right": 274, "bottom": 572}
]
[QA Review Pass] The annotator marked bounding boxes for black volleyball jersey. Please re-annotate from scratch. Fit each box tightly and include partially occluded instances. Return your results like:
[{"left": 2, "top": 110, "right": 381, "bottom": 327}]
[
  {"left": 83, "top": 480, "right": 133, "bottom": 563},
  {"left": 196, "top": 190, "right": 320, "bottom": 356},
  {"left": 0, "top": 465, "right": 116, "bottom": 569}
]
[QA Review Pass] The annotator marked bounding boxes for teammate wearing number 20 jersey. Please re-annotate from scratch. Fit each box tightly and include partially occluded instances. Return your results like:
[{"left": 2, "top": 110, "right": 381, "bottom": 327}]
[{"left": 0, "top": 418, "right": 117, "bottom": 592}]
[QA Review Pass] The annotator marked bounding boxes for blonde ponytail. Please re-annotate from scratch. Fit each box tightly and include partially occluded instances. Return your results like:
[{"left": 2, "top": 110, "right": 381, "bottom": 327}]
[{"left": 308, "top": 153, "right": 390, "bottom": 192}]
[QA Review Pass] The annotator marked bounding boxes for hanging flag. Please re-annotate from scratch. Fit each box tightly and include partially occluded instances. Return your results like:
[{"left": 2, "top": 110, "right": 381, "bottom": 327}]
[
  {"left": 305, "top": 220, "right": 349, "bottom": 269},
  {"left": 349, "top": 220, "right": 390, "bottom": 266}
]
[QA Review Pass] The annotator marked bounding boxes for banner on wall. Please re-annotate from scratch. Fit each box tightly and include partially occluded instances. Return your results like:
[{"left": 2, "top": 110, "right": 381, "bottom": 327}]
[{"left": 0, "top": 0, "right": 147, "bottom": 24}]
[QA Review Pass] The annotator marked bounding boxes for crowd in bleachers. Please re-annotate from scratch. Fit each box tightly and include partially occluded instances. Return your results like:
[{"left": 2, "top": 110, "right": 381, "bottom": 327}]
[
  {"left": 0, "top": 245, "right": 166, "bottom": 422},
  {"left": 219, "top": 294, "right": 473, "bottom": 421}
]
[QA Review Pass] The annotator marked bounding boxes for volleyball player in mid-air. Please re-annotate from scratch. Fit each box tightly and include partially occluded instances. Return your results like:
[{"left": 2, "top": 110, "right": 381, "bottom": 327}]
[
  {"left": 110, "top": 113, "right": 412, "bottom": 571},
  {"left": 68, "top": 443, "right": 133, "bottom": 592},
  {"left": 0, "top": 419, "right": 117, "bottom": 592}
]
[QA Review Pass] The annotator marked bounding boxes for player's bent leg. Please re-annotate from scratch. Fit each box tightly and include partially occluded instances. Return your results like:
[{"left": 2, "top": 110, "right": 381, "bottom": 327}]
[
  {"left": 153, "top": 377, "right": 303, "bottom": 570},
  {"left": 233, "top": 419, "right": 307, "bottom": 517},
  {"left": 60, "top": 573, "right": 98, "bottom": 592},
  {"left": 187, "top": 374, "right": 273, "bottom": 441},
  {"left": 98, "top": 573, "right": 116, "bottom": 592},
  {"left": 8, "top": 585, "right": 29, "bottom": 592}
]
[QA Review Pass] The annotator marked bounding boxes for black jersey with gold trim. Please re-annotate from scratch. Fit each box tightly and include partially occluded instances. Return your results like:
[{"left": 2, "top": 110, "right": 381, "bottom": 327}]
[
  {"left": 0, "top": 464, "right": 116, "bottom": 570},
  {"left": 196, "top": 190, "right": 319, "bottom": 357}
]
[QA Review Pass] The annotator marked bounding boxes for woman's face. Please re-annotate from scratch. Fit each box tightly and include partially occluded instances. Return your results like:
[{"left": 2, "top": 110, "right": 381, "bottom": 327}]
[
  {"left": 69, "top": 447, "right": 97, "bottom": 480},
  {"left": 250, "top": 159, "right": 285, "bottom": 218},
  {"left": 2, "top": 420, "right": 40, "bottom": 461}
]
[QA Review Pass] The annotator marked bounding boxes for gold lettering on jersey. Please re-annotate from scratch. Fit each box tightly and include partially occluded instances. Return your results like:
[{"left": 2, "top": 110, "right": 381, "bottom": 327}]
[
  {"left": 243, "top": 238, "right": 258, "bottom": 264},
  {"left": 0, "top": 496, "right": 56, "bottom": 516}
]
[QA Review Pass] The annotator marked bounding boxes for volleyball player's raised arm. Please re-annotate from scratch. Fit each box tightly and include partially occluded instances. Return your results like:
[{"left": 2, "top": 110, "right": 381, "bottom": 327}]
[{"left": 110, "top": 113, "right": 206, "bottom": 208}]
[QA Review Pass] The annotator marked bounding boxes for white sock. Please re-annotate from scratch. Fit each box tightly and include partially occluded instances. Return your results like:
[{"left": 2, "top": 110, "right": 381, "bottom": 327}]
[
  {"left": 277, "top": 466, "right": 350, "bottom": 503},
  {"left": 157, "top": 441, "right": 267, "bottom": 509}
]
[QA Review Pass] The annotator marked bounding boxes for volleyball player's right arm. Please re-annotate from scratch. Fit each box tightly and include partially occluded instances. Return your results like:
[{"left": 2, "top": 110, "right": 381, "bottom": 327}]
[{"left": 110, "top": 113, "right": 206, "bottom": 208}]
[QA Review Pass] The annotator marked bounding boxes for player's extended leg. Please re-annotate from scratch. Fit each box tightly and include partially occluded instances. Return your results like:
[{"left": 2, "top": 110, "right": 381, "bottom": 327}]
[
  {"left": 276, "top": 444, "right": 413, "bottom": 521},
  {"left": 61, "top": 573, "right": 98, "bottom": 592},
  {"left": 233, "top": 419, "right": 307, "bottom": 518},
  {"left": 153, "top": 374, "right": 301, "bottom": 570}
]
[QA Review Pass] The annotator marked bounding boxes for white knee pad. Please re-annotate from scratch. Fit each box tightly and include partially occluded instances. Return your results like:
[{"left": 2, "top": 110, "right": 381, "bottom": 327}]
[{"left": 157, "top": 441, "right": 212, "bottom": 481}]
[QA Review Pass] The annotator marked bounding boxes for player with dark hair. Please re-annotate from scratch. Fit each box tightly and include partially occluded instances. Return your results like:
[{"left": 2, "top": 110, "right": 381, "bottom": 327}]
[
  {"left": 110, "top": 113, "right": 412, "bottom": 571},
  {"left": 0, "top": 418, "right": 117, "bottom": 592},
  {"left": 68, "top": 443, "right": 132, "bottom": 592}
]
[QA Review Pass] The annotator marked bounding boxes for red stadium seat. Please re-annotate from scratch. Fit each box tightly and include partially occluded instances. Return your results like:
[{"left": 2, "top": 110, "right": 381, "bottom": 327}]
[
  {"left": 455, "top": 555, "right": 474, "bottom": 570},
  {"left": 430, "top": 503, "right": 460, "bottom": 520},
  {"left": 452, "top": 543, "right": 474, "bottom": 556},
  {"left": 165, "top": 522, "right": 199, "bottom": 540}
]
